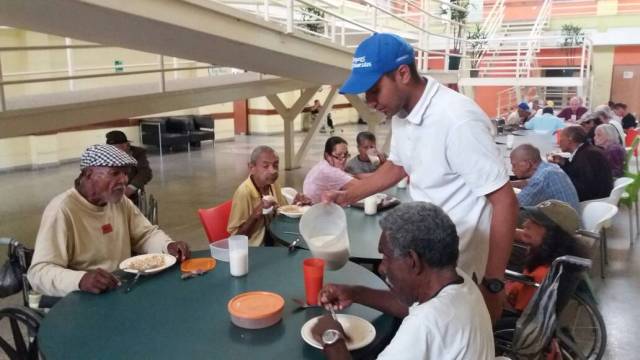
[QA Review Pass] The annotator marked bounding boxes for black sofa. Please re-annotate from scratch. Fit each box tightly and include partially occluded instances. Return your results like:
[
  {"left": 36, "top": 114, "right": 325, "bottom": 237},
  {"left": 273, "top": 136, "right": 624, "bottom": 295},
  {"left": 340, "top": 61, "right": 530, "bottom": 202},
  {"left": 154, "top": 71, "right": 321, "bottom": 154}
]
[{"left": 140, "top": 115, "right": 215, "bottom": 152}]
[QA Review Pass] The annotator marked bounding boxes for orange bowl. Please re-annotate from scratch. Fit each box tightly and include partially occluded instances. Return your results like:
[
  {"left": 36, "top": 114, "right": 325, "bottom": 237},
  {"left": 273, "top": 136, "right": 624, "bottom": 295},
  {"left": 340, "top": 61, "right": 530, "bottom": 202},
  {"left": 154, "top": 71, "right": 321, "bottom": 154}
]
[{"left": 228, "top": 291, "right": 285, "bottom": 329}]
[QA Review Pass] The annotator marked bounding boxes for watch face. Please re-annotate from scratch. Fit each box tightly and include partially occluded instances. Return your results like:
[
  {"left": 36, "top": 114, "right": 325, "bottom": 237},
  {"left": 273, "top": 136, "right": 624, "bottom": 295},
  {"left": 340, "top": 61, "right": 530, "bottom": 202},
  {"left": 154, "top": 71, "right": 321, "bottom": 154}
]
[
  {"left": 485, "top": 278, "right": 504, "bottom": 293},
  {"left": 322, "top": 329, "right": 340, "bottom": 345}
]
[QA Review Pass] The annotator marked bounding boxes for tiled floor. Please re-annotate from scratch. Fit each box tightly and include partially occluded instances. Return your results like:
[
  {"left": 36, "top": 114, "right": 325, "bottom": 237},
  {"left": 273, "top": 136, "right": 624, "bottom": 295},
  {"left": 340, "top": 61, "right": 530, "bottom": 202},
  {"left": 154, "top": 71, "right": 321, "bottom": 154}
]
[{"left": 0, "top": 123, "right": 637, "bottom": 359}]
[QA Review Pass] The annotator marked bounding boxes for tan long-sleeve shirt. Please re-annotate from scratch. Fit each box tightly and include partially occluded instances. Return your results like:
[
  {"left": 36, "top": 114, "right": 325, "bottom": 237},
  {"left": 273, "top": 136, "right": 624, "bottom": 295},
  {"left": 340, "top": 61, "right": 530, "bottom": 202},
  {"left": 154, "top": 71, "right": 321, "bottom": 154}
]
[{"left": 27, "top": 188, "right": 173, "bottom": 297}]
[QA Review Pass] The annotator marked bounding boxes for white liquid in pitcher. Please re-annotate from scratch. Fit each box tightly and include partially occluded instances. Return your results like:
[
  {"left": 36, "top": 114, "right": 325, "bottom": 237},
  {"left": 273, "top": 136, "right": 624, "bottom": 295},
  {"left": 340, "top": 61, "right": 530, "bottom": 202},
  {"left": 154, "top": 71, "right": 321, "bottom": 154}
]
[{"left": 309, "top": 235, "right": 350, "bottom": 270}]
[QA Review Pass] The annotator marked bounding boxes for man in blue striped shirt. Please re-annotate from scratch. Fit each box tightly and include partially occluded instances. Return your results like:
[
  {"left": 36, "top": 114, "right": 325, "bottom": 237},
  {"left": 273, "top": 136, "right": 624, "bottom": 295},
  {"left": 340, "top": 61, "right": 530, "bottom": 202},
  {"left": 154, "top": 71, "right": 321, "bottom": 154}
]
[{"left": 510, "top": 144, "right": 580, "bottom": 211}]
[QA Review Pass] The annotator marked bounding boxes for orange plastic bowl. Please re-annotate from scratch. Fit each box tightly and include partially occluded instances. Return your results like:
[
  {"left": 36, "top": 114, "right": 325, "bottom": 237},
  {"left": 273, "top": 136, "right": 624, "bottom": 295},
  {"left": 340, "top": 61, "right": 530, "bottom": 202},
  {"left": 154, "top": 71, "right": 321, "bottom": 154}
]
[{"left": 228, "top": 291, "right": 285, "bottom": 329}]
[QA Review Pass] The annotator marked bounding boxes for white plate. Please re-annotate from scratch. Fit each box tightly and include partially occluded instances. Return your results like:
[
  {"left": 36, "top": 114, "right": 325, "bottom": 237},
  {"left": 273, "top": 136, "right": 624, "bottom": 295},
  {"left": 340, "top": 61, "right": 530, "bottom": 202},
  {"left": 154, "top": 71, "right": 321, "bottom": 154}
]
[
  {"left": 300, "top": 314, "right": 376, "bottom": 351},
  {"left": 278, "top": 205, "right": 309, "bottom": 218},
  {"left": 119, "top": 253, "right": 176, "bottom": 275}
]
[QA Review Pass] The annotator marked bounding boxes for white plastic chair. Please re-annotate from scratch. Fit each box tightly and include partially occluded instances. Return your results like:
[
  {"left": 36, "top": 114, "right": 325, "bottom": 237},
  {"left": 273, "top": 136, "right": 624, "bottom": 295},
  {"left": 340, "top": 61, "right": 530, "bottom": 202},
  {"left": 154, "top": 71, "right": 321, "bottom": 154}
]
[
  {"left": 580, "top": 202, "right": 618, "bottom": 279},
  {"left": 281, "top": 187, "right": 298, "bottom": 205},
  {"left": 612, "top": 177, "right": 635, "bottom": 246}
]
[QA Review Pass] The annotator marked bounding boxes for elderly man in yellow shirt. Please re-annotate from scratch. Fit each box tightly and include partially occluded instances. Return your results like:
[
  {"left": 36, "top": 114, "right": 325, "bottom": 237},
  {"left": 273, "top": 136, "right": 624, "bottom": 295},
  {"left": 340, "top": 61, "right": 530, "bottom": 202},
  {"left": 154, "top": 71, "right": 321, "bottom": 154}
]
[{"left": 227, "top": 146, "right": 310, "bottom": 246}]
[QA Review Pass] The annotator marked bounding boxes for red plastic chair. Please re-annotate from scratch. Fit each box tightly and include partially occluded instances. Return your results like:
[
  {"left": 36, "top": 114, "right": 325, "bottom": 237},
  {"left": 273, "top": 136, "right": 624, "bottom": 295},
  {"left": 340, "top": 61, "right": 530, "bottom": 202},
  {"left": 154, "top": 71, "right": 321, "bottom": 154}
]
[{"left": 198, "top": 200, "right": 233, "bottom": 243}]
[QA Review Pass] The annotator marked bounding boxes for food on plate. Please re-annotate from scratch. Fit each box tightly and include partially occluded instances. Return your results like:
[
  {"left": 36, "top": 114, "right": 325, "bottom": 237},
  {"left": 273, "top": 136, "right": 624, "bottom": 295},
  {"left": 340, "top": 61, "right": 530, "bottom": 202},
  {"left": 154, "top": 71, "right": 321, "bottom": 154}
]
[
  {"left": 127, "top": 254, "right": 166, "bottom": 271},
  {"left": 279, "top": 204, "right": 304, "bottom": 214}
]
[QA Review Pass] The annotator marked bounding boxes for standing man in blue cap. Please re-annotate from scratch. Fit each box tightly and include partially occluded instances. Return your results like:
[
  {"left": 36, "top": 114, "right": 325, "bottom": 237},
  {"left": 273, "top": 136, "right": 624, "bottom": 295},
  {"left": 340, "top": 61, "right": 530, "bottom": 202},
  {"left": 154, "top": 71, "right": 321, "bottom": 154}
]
[{"left": 324, "top": 33, "right": 518, "bottom": 323}]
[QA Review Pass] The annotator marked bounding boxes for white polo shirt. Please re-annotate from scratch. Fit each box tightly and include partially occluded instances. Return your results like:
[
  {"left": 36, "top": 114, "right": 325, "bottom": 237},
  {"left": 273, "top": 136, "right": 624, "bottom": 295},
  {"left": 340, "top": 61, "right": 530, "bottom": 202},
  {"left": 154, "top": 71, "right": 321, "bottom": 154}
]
[
  {"left": 388, "top": 77, "right": 508, "bottom": 280},
  {"left": 376, "top": 270, "right": 495, "bottom": 360}
]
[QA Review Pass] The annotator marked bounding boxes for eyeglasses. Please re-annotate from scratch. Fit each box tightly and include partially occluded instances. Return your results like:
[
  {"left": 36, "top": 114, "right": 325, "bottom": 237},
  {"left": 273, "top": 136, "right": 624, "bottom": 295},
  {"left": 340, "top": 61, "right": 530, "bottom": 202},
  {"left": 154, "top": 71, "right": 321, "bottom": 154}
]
[{"left": 330, "top": 152, "right": 350, "bottom": 161}]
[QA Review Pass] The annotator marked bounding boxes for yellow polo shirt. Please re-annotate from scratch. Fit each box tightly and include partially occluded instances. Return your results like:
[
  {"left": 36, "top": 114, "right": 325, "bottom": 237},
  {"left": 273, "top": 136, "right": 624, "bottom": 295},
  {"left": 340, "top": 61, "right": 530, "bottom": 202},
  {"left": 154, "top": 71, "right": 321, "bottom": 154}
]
[{"left": 227, "top": 177, "right": 286, "bottom": 246}]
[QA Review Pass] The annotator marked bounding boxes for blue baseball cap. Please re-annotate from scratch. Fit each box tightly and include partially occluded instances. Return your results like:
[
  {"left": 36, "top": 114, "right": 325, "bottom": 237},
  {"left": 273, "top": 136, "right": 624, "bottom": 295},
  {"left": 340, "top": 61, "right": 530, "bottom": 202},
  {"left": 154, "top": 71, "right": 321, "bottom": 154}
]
[
  {"left": 518, "top": 102, "right": 530, "bottom": 111},
  {"left": 339, "top": 33, "right": 415, "bottom": 94}
]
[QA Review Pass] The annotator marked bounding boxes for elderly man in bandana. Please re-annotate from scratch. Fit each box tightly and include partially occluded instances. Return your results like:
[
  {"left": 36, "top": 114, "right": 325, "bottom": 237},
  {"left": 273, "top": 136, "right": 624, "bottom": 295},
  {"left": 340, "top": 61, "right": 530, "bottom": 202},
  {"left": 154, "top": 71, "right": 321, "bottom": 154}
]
[{"left": 28, "top": 144, "right": 190, "bottom": 297}]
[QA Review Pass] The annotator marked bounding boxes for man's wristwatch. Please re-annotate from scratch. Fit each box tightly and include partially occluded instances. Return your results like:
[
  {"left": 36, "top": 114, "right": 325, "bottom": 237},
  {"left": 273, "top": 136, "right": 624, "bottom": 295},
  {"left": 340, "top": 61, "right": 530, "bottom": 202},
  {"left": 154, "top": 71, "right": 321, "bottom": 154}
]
[
  {"left": 482, "top": 278, "right": 505, "bottom": 294},
  {"left": 322, "top": 329, "right": 344, "bottom": 347}
]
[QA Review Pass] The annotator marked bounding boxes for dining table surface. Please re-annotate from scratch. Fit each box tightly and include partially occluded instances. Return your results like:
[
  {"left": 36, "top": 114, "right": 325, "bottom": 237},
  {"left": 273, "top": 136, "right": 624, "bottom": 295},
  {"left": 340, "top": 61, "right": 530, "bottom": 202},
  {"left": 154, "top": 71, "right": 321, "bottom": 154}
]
[
  {"left": 269, "top": 186, "right": 412, "bottom": 263},
  {"left": 38, "top": 248, "right": 398, "bottom": 360}
]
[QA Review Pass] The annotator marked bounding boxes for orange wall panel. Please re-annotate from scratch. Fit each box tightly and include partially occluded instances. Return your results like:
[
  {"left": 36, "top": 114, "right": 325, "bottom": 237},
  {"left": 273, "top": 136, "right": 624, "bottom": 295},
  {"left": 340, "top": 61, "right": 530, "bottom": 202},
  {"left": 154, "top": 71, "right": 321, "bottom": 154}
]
[
  {"left": 614, "top": 46, "right": 640, "bottom": 65},
  {"left": 474, "top": 86, "right": 511, "bottom": 118}
]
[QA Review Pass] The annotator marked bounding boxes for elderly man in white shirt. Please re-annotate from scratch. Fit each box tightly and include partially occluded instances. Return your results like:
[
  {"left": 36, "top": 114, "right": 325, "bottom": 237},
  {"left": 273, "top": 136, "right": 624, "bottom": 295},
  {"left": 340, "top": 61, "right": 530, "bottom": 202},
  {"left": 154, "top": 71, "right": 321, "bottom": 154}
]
[
  {"left": 312, "top": 202, "right": 495, "bottom": 359},
  {"left": 325, "top": 33, "right": 518, "bottom": 323}
]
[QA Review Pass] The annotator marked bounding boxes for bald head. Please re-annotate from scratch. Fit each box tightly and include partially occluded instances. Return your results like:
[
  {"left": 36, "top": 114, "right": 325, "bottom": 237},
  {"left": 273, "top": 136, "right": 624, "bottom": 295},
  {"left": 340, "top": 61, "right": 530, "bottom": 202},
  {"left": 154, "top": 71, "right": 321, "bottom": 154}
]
[{"left": 511, "top": 144, "right": 542, "bottom": 163}]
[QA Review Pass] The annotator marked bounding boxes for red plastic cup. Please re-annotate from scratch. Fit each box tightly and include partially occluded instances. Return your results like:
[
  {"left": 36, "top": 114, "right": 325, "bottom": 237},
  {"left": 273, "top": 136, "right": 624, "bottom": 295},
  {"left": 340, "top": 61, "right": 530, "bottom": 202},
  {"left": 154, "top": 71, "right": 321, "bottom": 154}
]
[{"left": 303, "top": 258, "right": 325, "bottom": 305}]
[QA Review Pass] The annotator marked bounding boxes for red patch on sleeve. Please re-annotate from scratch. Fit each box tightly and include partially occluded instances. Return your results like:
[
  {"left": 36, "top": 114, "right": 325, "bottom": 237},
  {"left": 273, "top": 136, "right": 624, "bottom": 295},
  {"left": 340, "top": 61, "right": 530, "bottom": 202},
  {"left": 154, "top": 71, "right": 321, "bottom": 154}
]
[{"left": 101, "top": 224, "right": 113, "bottom": 234}]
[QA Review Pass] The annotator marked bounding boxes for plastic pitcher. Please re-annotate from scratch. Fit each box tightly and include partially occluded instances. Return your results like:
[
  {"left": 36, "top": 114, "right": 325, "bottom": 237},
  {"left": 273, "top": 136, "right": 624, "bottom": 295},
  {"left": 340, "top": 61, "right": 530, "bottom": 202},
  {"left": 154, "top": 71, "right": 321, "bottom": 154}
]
[{"left": 299, "top": 203, "right": 350, "bottom": 270}]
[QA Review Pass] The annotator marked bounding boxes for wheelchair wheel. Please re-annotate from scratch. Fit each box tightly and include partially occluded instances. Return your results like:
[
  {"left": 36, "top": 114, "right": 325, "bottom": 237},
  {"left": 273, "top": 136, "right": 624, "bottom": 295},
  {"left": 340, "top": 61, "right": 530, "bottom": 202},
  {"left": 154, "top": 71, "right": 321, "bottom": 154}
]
[{"left": 557, "top": 291, "right": 607, "bottom": 359}]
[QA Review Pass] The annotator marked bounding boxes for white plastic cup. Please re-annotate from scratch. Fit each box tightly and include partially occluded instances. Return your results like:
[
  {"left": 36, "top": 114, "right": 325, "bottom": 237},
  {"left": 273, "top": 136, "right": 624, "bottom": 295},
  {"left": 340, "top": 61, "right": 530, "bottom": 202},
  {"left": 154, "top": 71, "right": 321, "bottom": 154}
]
[
  {"left": 397, "top": 177, "right": 408, "bottom": 189},
  {"left": 571, "top": 114, "right": 577, "bottom": 122},
  {"left": 506, "top": 134, "right": 514, "bottom": 149},
  {"left": 28, "top": 291, "right": 41, "bottom": 309},
  {"left": 364, "top": 196, "right": 378, "bottom": 215},
  {"left": 367, "top": 149, "right": 380, "bottom": 167},
  {"left": 229, "top": 235, "right": 249, "bottom": 277}
]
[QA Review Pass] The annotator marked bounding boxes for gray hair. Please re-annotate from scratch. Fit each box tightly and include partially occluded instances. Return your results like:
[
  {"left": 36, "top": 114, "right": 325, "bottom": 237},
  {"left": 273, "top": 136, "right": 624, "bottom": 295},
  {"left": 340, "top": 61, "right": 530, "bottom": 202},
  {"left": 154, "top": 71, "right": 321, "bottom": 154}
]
[
  {"left": 593, "top": 105, "right": 614, "bottom": 121},
  {"left": 379, "top": 202, "right": 459, "bottom": 268},
  {"left": 249, "top": 145, "right": 276, "bottom": 164},
  {"left": 595, "top": 124, "right": 621, "bottom": 145},
  {"left": 511, "top": 144, "right": 542, "bottom": 163}
]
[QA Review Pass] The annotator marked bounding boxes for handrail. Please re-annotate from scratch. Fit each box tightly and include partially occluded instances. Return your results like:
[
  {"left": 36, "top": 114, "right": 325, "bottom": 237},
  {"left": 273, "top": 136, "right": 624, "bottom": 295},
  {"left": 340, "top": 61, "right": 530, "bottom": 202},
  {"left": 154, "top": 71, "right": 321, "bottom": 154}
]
[
  {"left": 2, "top": 61, "right": 200, "bottom": 78},
  {"left": 0, "top": 65, "right": 214, "bottom": 86}
]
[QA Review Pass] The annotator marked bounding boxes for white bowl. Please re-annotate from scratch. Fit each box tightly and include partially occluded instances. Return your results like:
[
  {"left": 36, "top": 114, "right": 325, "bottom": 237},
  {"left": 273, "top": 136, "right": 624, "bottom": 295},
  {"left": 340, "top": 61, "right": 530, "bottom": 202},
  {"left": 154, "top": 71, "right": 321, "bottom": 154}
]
[{"left": 209, "top": 239, "right": 229, "bottom": 262}]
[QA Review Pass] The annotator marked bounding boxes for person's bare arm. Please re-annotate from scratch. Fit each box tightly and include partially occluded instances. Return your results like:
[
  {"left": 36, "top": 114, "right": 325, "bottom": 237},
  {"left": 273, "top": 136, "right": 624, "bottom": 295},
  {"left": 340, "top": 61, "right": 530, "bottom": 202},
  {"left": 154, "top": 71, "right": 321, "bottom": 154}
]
[
  {"left": 482, "top": 182, "right": 519, "bottom": 324},
  {"left": 319, "top": 284, "right": 408, "bottom": 318},
  {"left": 236, "top": 199, "right": 275, "bottom": 237},
  {"left": 326, "top": 161, "right": 407, "bottom": 205}
]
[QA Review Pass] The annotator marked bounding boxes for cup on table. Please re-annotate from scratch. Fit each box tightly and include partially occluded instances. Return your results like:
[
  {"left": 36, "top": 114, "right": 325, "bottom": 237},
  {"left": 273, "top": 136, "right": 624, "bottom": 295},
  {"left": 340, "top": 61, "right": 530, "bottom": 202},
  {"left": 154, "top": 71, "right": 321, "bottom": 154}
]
[
  {"left": 397, "top": 177, "right": 408, "bottom": 189},
  {"left": 367, "top": 149, "right": 380, "bottom": 167},
  {"left": 363, "top": 195, "right": 378, "bottom": 215},
  {"left": 229, "top": 235, "right": 249, "bottom": 277},
  {"left": 28, "top": 291, "right": 42, "bottom": 310},
  {"left": 571, "top": 114, "right": 577, "bottom": 122},
  {"left": 506, "top": 134, "right": 514, "bottom": 149},
  {"left": 303, "top": 258, "right": 325, "bottom": 305}
]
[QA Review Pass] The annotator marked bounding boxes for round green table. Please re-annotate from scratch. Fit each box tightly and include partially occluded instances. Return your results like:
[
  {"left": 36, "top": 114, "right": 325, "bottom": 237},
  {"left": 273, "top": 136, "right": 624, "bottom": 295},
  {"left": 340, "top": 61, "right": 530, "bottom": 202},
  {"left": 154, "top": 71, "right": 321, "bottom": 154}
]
[
  {"left": 270, "top": 187, "right": 412, "bottom": 262},
  {"left": 38, "top": 248, "right": 397, "bottom": 359}
]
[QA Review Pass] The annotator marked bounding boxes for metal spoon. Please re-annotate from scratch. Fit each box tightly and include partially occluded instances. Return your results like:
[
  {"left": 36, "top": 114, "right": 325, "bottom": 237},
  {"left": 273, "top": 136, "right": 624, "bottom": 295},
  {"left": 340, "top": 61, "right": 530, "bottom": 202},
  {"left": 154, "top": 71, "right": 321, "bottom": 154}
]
[
  {"left": 125, "top": 269, "right": 146, "bottom": 293},
  {"left": 288, "top": 238, "right": 301, "bottom": 252},
  {"left": 181, "top": 269, "right": 205, "bottom": 280}
]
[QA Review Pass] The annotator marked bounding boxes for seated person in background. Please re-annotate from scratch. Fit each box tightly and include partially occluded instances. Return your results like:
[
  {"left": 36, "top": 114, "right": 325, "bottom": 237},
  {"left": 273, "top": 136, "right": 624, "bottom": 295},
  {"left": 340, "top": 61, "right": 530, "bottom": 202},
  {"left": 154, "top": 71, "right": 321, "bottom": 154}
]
[
  {"left": 345, "top": 131, "right": 387, "bottom": 178},
  {"left": 312, "top": 202, "right": 495, "bottom": 359},
  {"left": 303, "top": 137, "right": 359, "bottom": 203},
  {"left": 551, "top": 126, "right": 613, "bottom": 201},
  {"left": 578, "top": 114, "right": 602, "bottom": 145},
  {"left": 506, "top": 102, "right": 533, "bottom": 126},
  {"left": 510, "top": 144, "right": 579, "bottom": 211},
  {"left": 557, "top": 96, "right": 588, "bottom": 122},
  {"left": 228, "top": 146, "right": 310, "bottom": 247},
  {"left": 623, "top": 115, "right": 639, "bottom": 149},
  {"left": 106, "top": 130, "right": 153, "bottom": 205},
  {"left": 613, "top": 102, "right": 637, "bottom": 129},
  {"left": 28, "top": 145, "right": 190, "bottom": 297},
  {"left": 524, "top": 107, "right": 565, "bottom": 134},
  {"left": 507, "top": 200, "right": 582, "bottom": 312},
  {"left": 594, "top": 124, "right": 626, "bottom": 178},
  {"left": 593, "top": 105, "right": 625, "bottom": 143},
  {"left": 529, "top": 97, "right": 543, "bottom": 116}
]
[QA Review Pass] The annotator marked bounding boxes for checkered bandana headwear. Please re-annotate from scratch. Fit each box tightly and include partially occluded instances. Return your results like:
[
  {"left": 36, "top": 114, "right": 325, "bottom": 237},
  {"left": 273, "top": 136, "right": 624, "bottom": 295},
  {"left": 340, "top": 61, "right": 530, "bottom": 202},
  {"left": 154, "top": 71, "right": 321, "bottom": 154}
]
[{"left": 80, "top": 144, "right": 137, "bottom": 169}]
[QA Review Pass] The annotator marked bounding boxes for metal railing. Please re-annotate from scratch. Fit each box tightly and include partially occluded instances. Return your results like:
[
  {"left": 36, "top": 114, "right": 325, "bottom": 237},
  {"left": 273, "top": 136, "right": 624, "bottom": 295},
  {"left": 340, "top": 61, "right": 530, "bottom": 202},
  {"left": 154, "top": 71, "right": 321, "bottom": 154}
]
[
  {"left": 0, "top": 43, "right": 239, "bottom": 112},
  {"left": 213, "top": 0, "right": 481, "bottom": 72}
]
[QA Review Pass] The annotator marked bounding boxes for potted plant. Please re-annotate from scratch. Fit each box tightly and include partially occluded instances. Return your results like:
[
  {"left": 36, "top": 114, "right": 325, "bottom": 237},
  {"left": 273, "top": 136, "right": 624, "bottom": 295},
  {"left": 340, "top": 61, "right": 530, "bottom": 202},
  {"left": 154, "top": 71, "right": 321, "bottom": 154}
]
[
  {"left": 441, "top": 0, "right": 470, "bottom": 70},
  {"left": 560, "top": 23, "right": 584, "bottom": 71},
  {"left": 300, "top": 6, "right": 325, "bottom": 35},
  {"left": 466, "top": 24, "right": 488, "bottom": 77}
]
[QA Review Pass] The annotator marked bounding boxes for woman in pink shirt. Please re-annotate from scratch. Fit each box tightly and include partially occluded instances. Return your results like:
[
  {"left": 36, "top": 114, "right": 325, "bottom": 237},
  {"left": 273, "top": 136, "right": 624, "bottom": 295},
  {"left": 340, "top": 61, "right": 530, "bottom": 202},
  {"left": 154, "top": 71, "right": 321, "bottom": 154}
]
[{"left": 303, "top": 137, "right": 359, "bottom": 203}]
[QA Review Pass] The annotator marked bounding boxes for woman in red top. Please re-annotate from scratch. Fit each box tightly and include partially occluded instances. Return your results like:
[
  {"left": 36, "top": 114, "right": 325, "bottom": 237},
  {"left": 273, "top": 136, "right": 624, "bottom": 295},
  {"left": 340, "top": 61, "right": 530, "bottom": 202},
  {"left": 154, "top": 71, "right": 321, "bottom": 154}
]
[
  {"left": 506, "top": 200, "right": 583, "bottom": 312},
  {"left": 622, "top": 116, "right": 639, "bottom": 157}
]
